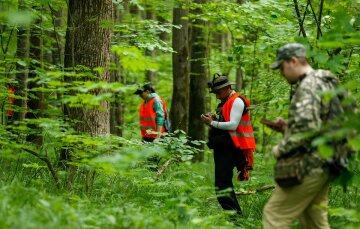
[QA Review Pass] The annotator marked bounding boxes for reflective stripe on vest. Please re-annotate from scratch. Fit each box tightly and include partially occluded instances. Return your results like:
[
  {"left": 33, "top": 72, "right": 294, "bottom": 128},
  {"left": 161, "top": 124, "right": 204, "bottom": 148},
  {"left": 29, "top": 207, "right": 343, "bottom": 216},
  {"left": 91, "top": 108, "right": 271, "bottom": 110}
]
[
  {"left": 238, "top": 121, "right": 252, "bottom": 126},
  {"left": 139, "top": 97, "right": 166, "bottom": 139},
  {"left": 222, "top": 93, "right": 256, "bottom": 150},
  {"left": 140, "top": 125, "right": 157, "bottom": 129},
  {"left": 140, "top": 117, "right": 156, "bottom": 121},
  {"left": 229, "top": 131, "right": 254, "bottom": 138}
]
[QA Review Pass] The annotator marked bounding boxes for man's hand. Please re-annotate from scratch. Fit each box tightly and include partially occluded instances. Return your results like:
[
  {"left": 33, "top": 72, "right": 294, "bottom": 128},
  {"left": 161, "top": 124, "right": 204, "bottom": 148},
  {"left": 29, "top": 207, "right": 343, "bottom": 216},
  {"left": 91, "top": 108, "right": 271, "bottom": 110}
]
[
  {"left": 155, "top": 125, "right": 163, "bottom": 139},
  {"left": 200, "top": 113, "right": 213, "bottom": 126}
]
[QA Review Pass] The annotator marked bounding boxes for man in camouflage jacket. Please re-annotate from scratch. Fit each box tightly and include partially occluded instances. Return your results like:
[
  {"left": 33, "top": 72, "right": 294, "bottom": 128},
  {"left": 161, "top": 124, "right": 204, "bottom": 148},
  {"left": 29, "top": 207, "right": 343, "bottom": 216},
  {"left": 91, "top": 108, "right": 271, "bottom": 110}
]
[{"left": 263, "top": 43, "right": 336, "bottom": 229}]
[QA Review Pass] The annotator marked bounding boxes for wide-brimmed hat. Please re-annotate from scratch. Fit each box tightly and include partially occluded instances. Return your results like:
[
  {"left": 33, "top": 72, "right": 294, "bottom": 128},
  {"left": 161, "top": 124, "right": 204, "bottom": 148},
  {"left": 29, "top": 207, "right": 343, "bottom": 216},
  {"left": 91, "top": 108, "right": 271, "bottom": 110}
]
[
  {"left": 208, "top": 74, "right": 235, "bottom": 93},
  {"left": 270, "top": 43, "right": 307, "bottom": 69},
  {"left": 134, "top": 83, "right": 155, "bottom": 95}
]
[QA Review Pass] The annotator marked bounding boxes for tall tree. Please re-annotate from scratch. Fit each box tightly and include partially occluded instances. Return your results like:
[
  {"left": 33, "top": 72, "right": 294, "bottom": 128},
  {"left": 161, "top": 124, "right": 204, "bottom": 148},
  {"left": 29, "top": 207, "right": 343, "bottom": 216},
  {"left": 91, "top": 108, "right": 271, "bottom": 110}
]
[
  {"left": 26, "top": 5, "right": 44, "bottom": 145},
  {"left": 64, "top": 0, "right": 113, "bottom": 136},
  {"left": 235, "top": 0, "right": 246, "bottom": 91},
  {"left": 145, "top": 3, "right": 157, "bottom": 83},
  {"left": 49, "top": 6, "right": 64, "bottom": 66},
  {"left": 14, "top": 0, "right": 29, "bottom": 122},
  {"left": 110, "top": 3, "right": 124, "bottom": 137},
  {"left": 171, "top": 2, "right": 189, "bottom": 132},
  {"left": 188, "top": 0, "right": 208, "bottom": 161}
]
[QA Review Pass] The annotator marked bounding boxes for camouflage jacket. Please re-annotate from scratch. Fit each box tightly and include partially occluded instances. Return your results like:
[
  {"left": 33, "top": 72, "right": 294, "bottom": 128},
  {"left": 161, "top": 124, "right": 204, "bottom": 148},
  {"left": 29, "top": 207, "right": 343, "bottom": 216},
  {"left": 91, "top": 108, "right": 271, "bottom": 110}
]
[{"left": 277, "top": 69, "right": 339, "bottom": 173}]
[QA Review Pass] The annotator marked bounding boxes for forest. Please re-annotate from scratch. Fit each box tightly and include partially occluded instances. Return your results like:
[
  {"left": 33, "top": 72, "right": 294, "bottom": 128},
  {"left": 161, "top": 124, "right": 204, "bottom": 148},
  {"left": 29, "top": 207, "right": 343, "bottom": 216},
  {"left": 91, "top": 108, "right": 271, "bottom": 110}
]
[{"left": 0, "top": 0, "right": 359, "bottom": 228}]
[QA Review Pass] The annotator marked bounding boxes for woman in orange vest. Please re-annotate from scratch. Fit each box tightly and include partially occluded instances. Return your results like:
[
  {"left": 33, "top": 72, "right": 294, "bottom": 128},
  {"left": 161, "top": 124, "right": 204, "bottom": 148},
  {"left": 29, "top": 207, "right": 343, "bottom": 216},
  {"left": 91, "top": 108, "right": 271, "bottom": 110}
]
[
  {"left": 201, "top": 74, "right": 256, "bottom": 219},
  {"left": 134, "top": 83, "right": 166, "bottom": 142}
]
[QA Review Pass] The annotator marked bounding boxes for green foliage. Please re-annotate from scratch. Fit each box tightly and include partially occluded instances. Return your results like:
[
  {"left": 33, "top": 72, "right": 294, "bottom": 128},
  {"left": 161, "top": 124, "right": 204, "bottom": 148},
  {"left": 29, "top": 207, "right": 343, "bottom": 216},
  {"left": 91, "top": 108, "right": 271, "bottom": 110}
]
[
  {"left": 112, "top": 45, "right": 159, "bottom": 73},
  {"left": 0, "top": 0, "right": 359, "bottom": 228}
]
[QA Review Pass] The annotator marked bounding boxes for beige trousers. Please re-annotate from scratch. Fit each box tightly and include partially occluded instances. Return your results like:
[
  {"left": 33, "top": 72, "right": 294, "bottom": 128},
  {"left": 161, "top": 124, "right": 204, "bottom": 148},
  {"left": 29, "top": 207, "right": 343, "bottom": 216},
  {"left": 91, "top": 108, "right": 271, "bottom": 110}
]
[{"left": 263, "top": 172, "right": 330, "bottom": 229}]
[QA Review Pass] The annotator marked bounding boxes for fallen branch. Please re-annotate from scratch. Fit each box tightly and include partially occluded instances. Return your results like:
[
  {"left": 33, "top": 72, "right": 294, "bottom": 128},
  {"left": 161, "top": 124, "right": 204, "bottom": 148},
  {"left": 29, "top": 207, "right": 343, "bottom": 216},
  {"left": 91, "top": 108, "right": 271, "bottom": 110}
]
[
  {"left": 156, "top": 159, "right": 172, "bottom": 177},
  {"left": 207, "top": 185, "right": 275, "bottom": 201}
]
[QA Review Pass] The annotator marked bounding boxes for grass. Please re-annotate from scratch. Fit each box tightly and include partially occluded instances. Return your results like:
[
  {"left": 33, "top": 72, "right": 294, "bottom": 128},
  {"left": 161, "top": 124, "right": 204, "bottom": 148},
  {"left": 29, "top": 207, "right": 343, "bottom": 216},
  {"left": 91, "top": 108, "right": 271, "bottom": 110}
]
[{"left": 0, "top": 149, "right": 359, "bottom": 229}]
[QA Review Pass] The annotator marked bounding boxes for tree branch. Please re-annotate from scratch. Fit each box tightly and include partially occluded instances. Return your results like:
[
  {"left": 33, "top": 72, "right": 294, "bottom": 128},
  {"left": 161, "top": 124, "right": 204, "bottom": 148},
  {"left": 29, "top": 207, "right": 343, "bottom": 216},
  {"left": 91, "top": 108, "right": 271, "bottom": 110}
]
[
  {"left": 308, "top": 0, "right": 322, "bottom": 39},
  {"left": 293, "top": 0, "right": 307, "bottom": 37},
  {"left": 298, "top": 0, "right": 310, "bottom": 37},
  {"left": 23, "top": 148, "right": 61, "bottom": 189},
  {"left": 317, "top": 0, "right": 324, "bottom": 39}
]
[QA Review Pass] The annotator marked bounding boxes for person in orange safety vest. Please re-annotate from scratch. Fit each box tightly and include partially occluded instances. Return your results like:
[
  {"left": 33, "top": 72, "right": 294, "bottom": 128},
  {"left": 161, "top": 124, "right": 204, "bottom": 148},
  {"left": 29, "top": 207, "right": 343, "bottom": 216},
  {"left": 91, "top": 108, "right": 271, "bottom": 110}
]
[
  {"left": 134, "top": 83, "right": 167, "bottom": 142},
  {"left": 200, "top": 74, "right": 256, "bottom": 219}
]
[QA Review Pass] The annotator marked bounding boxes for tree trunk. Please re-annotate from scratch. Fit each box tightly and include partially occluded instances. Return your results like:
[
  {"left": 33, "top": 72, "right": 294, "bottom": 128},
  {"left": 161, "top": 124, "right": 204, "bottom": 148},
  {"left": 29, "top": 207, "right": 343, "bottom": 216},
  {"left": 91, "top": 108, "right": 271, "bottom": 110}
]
[
  {"left": 188, "top": 0, "right": 208, "bottom": 161},
  {"left": 171, "top": 5, "right": 189, "bottom": 132},
  {"left": 145, "top": 4, "right": 157, "bottom": 83},
  {"left": 26, "top": 6, "right": 44, "bottom": 145},
  {"left": 110, "top": 52, "right": 124, "bottom": 136},
  {"left": 235, "top": 62, "right": 244, "bottom": 91},
  {"left": 14, "top": 0, "right": 29, "bottom": 122},
  {"left": 64, "top": 0, "right": 113, "bottom": 136},
  {"left": 235, "top": 0, "right": 245, "bottom": 91},
  {"left": 110, "top": 1, "right": 126, "bottom": 137},
  {"left": 51, "top": 7, "right": 64, "bottom": 66},
  {"left": 158, "top": 15, "right": 169, "bottom": 42}
]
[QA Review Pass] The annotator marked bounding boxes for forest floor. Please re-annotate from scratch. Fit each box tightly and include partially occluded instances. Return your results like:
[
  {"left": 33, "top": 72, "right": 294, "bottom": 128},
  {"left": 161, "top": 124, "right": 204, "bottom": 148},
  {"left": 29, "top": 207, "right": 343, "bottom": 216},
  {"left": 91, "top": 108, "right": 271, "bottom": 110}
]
[{"left": 0, "top": 150, "right": 359, "bottom": 229}]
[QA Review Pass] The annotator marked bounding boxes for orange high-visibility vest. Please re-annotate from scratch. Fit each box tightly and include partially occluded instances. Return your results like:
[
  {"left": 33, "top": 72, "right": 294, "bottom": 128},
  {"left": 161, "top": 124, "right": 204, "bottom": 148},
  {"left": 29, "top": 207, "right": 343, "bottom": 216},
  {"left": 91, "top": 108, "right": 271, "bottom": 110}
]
[
  {"left": 139, "top": 97, "right": 166, "bottom": 139},
  {"left": 222, "top": 93, "right": 256, "bottom": 150}
]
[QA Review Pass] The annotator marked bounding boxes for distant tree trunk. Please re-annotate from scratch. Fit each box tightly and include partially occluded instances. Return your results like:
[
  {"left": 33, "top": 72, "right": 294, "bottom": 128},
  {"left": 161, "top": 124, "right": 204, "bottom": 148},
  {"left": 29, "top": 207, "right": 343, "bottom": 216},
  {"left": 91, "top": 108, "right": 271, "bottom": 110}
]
[
  {"left": 188, "top": 0, "right": 208, "bottom": 161},
  {"left": 50, "top": 7, "right": 64, "bottom": 66},
  {"left": 26, "top": 7, "right": 44, "bottom": 145},
  {"left": 129, "top": 2, "right": 141, "bottom": 19},
  {"left": 171, "top": 5, "right": 189, "bottom": 132},
  {"left": 14, "top": 0, "right": 29, "bottom": 122},
  {"left": 110, "top": 5, "right": 124, "bottom": 136},
  {"left": 235, "top": 0, "right": 246, "bottom": 91},
  {"left": 158, "top": 15, "right": 169, "bottom": 42},
  {"left": 110, "top": 53, "right": 124, "bottom": 136},
  {"left": 235, "top": 59, "right": 244, "bottom": 91},
  {"left": 145, "top": 4, "right": 157, "bottom": 83},
  {"left": 212, "top": 31, "right": 230, "bottom": 51}
]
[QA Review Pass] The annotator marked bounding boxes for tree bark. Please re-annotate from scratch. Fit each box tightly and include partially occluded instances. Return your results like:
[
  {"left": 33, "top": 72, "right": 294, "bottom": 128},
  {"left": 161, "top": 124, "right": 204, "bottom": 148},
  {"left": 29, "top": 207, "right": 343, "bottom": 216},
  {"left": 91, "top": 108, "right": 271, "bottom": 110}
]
[
  {"left": 64, "top": 0, "right": 113, "bottom": 136},
  {"left": 188, "top": 0, "right": 208, "bottom": 161},
  {"left": 171, "top": 5, "right": 189, "bottom": 132},
  {"left": 26, "top": 6, "right": 44, "bottom": 145},
  {"left": 14, "top": 0, "right": 29, "bottom": 122},
  {"left": 145, "top": 4, "right": 157, "bottom": 83},
  {"left": 50, "top": 7, "right": 64, "bottom": 66},
  {"left": 110, "top": 53, "right": 124, "bottom": 136}
]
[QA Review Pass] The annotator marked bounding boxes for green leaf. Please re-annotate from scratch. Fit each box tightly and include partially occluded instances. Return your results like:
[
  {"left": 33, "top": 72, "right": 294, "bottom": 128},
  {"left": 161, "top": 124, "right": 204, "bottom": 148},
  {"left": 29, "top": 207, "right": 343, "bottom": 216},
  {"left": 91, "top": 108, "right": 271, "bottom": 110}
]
[
  {"left": 318, "top": 144, "right": 334, "bottom": 159},
  {"left": 16, "top": 60, "right": 27, "bottom": 67},
  {"left": 348, "top": 138, "right": 360, "bottom": 150}
]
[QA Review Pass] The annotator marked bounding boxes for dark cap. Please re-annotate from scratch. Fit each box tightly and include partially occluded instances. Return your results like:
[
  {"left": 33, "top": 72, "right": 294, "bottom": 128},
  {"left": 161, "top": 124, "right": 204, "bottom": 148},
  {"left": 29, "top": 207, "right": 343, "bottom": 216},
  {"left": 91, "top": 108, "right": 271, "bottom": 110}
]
[
  {"left": 134, "top": 83, "right": 155, "bottom": 95},
  {"left": 208, "top": 74, "right": 235, "bottom": 93},
  {"left": 270, "top": 43, "right": 307, "bottom": 69}
]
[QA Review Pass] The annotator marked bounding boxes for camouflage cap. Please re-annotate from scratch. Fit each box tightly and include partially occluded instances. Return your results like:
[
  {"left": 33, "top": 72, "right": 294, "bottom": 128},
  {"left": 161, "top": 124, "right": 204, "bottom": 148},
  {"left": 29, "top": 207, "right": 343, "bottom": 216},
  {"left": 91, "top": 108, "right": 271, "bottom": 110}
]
[{"left": 270, "top": 43, "right": 307, "bottom": 69}]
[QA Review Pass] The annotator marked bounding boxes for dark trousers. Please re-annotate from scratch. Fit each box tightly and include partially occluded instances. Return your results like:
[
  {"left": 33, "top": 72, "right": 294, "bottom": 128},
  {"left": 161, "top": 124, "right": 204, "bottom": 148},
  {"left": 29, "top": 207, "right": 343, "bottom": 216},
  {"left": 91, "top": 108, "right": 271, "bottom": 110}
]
[{"left": 213, "top": 145, "right": 243, "bottom": 215}]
